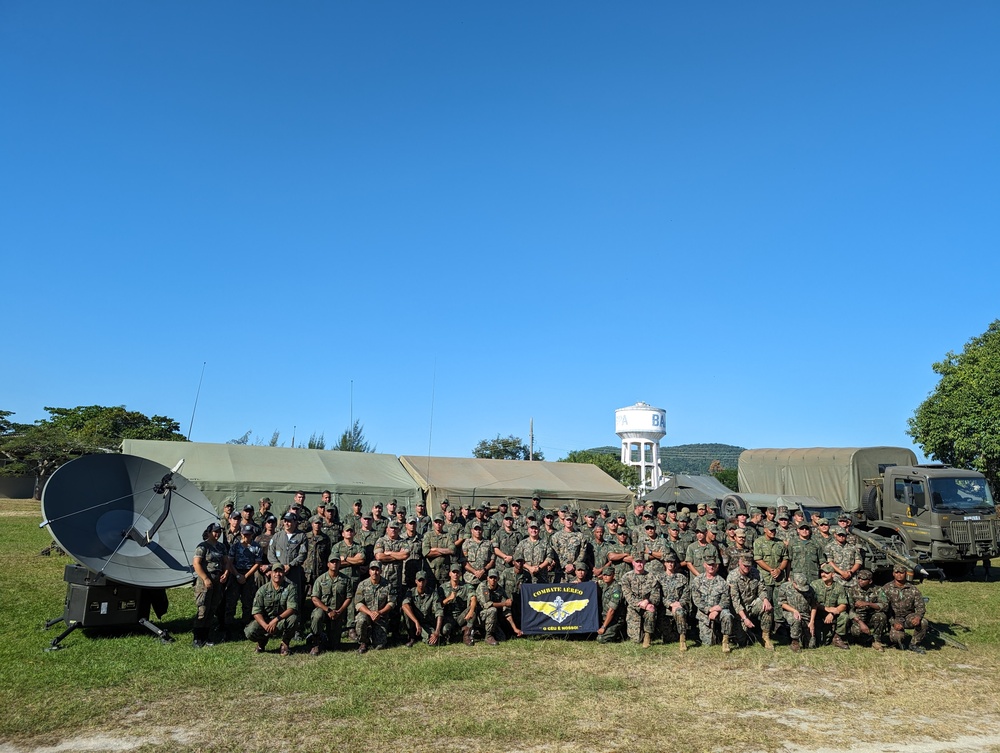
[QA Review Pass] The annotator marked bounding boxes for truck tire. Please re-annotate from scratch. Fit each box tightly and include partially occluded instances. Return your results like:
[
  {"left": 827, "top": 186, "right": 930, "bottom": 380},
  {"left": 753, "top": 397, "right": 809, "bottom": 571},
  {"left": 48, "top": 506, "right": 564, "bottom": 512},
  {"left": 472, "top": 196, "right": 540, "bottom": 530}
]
[
  {"left": 722, "top": 494, "right": 746, "bottom": 519},
  {"left": 862, "top": 485, "right": 880, "bottom": 521}
]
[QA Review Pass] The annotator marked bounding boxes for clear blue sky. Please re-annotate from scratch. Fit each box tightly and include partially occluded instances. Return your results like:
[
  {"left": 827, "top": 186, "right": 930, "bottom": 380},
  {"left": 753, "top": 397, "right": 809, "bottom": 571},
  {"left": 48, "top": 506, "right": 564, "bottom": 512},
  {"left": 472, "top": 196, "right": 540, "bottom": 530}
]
[{"left": 3, "top": 3, "right": 998, "bottom": 463}]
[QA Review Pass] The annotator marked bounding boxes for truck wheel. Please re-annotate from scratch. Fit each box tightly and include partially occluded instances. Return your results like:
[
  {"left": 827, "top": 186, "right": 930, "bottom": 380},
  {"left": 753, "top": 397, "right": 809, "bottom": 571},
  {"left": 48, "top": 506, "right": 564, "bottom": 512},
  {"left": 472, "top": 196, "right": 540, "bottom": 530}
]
[
  {"left": 862, "top": 486, "right": 880, "bottom": 521},
  {"left": 722, "top": 494, "right": 746, "bottom": 519}
]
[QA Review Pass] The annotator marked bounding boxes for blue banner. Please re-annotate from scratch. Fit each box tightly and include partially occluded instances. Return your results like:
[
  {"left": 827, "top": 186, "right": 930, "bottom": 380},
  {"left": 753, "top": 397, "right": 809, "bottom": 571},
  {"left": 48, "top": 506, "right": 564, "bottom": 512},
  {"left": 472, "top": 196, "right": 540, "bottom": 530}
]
[{"left": 520, "top": 581, "right": 599, "bottom": 635}]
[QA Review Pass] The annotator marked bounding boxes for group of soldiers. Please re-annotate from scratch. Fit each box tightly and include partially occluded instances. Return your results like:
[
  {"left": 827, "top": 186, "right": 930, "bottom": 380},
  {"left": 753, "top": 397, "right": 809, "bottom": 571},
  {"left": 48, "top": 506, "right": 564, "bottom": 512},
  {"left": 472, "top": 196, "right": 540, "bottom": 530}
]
[{"left": 190, "top": 492, "right": 930, "bottom": 656}]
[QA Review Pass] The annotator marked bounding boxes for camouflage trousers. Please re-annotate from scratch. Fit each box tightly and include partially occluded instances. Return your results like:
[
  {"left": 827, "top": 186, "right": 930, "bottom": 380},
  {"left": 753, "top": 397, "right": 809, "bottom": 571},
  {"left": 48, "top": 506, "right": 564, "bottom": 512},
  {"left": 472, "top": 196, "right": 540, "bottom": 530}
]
[
  {"left": 309, "top": 607, "right": 347, "bottom": 649},
  {"left": 356, "top": 610, "right": 395, "bottom": 648},
  {"left": 224, "top": 578, "right": 258, "bottom": 630},
  {"left": 657, "top": 605, "right": 688, "bottom": 642},
  {"left": 784, "top": 612, "right": 813, "bottom": 641},
  {"left": 405, "top": 611, "right": 440, "bottom": 644},
  {"left": 888, "top": 613, "right": 928, "bottom": 647},
  {"left": 733, "top": 597, "right": 774, "bottom": 645},
  {"left": 245, "top": 614, "right": 298, "bottom": 646},
  {"left": 442, "top": 609, "right": 474, "bottom": 642},
  {"left": 815, "top": 611, "right": 849, "bottom": 643},
  {"left": 696, "top": 609, "right": 734, "bottom": 646},
  {"left": 849, "top": 612, "right": 888, "bottom": 644},
  {"left": 477, "top": 604, "right": 510, "bottom": 640},
  {"left": 626, "top": 606, "right": 657, "bottom": 643},
  {"left": 193, "top": 575, "right": 225, "bottom": 631},
  {"left": 596, "top": 618, "right": 624, "bottom": 644}
]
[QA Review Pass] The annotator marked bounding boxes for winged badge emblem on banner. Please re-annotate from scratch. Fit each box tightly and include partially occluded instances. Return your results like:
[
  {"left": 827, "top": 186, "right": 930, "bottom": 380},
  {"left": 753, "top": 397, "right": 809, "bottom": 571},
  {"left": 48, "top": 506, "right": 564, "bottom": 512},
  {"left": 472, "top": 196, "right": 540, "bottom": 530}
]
[{"left": 528, "top": 595, "right": 590, "bottom": 624}]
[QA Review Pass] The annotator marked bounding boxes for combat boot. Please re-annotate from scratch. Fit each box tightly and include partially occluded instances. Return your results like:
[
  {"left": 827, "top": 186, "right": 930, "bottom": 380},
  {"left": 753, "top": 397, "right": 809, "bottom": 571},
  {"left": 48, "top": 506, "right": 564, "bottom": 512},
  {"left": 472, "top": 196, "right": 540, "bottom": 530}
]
[
  {"left": 762, "top": 630, "right": 774, "bottom": 651},
  {"left": 641, "top": 632, "right": 651, "bottom": 649},
  {"left": 832, "top": 634, "right": 850, "bottom": 650},
  {"left": 462, "top": 626, "right": 474, "bottom": 646},
  {"left": 910, "top": 644, "right": 927, "bottom": 655},
  {"left": 678, "top": 634, "right": 687, "bottom": 652},
  {"left": 790, "top": 639, "right": 801, "bottom": 653},
  {"left": 722, "top": 635, "right": 731, "bottom": 654},
  {"left": 872, "top": 641, "right": 885, "bottom": 652}
]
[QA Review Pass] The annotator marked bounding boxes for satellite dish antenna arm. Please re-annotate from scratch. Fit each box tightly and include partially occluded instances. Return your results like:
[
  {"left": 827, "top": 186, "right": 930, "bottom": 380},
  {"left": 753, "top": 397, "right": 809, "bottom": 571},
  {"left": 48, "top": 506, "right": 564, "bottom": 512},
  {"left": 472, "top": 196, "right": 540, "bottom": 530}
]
[{"left": 123, "top": 459, "right": 185, "bottom": 545}]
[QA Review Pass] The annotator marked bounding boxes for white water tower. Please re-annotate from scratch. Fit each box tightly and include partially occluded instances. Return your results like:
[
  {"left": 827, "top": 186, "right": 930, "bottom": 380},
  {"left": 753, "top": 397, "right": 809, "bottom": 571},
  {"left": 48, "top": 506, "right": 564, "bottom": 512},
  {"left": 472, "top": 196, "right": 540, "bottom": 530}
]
[{"left": 615, "top": 401, "right": 666, "bottom": 491}]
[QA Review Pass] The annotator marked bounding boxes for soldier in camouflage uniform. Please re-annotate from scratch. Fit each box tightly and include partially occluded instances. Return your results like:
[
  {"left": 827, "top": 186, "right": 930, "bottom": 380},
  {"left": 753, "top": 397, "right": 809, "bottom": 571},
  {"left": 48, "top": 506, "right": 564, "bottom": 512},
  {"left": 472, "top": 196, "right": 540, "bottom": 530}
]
[
  {"left": 691, "top": 552, "right": 734, "bottom": 651},
  {"left": 421, "top": 515, "right": 455, "bottom": 587},
  {"left": 370, "top": 503, "right": 389, "bottom": 537},
  {"left": 633, "top": 523, "right": 668, "bottom": 576},
  {"left": 443, "top": 507, "right": 465, "bottom": 553},
  {"left": 354, "top": 560, "right": 398, "bottom": 653},
  {"left": 342, "top": 499, "right": 364, "bottom": 537},
  {"left": 596, "top": 567, "right": 625, "bottom": 643},
  {"left": 245, "top": 565, "right": 299, "bottom": 655},
  {"left": 401, "top": 570, "right": 443, "bottom": 647},
  {"left": 499, "top": 556, "right": 530, "bottom": 630},
  {"left": 356, "top": 514, "right": 381, "bottom": 564},
  {"left": 441, "top": 563, "right": 478, "bottom": 645},
  {"left": 590, "top": 524, "right": 613, "bottom": 578},
  {"left": 885, "top": 564, "right": 929, "bottom": 653},
  {"left": 685, "top": 527, "right": 717, "bottom": 577},
  {"left": 752, "top": 521, "right": 788, "bottom": 601},
  {"left": 225, "top": 524, "right": 263, "bottom": 639},
  {"left": 826, "top": 527, "right": 863, "bottom": 585},
  {"left": 778, "top": 573, "right": 818, "bottom": 652},
  {"left": 656, "top": 551, "right": 689, "bottom": 651},
  {"left": 513, "top": 522, "right": 555, "bottom": 583},
  {"left": 303, "top": 518, "right": 332, "bottom": 596},
  {"left": 811, "top": 564, "right": 850, "bottom": 649},
  {"left": 846, "top": 568, "right": 889, "bottom": 650},
  {"left": 192, "top": 522, "right": 231, "bottom": 648},
  {"left": 607, "top": 528, "right": 633, "bottom": 579},
  {"left": 462, "top": 522, "right": 495, "bottom": 585},
  {"left": 374, "top": 521, "right": 411, "bottom": 590},
  {"left": 320, "top": 506, "right": 342, "bottom": 544},
  {"left": 551, "top": 515, "right": 585, "bottom": 583},
  {"left": 727, "top": 552, "right": 775, "bottom": 650},
  {"left": 620, "top": 555, "right": 661, "bottom": 647},
  {"left": 308, "top": 557, "right": 352, "bottom": 655},
  {"left": 492, "top": 515, "right": 524, "bottom": 572},
  {"left": 475, "top": 569, "right": 522, "bottom": 645},
  {"left": 774, "top": 512, "right": 795, "bottom": 544},
  {"left": 401, "top": 517, "right": 424, "bottom": 588}
]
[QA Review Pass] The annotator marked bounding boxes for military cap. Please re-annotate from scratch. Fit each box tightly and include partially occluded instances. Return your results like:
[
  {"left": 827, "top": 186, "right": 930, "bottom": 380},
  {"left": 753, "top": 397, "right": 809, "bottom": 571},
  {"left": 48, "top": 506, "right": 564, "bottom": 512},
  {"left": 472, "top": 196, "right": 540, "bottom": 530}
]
[
  {"left": 663, "top": 550, "right": 679, "bottom": 564},
  {"left": 504, "top": 514, "right": 513, "bottom": 521},
  {"left": 230, "top": 512, "right": 241, "bottom": 520},
  {"left": 440, "top": 498, "right": 450, "bottom": 507},
  {"left": 763, "top": 521, "right": 777, "bottom": 531},
  {"left": 531, "top": 494, "right": 540, "bottom": 500},
  {"left": 893, "top": 564, "right": 907, "bottom": 574},
  {"left": 834, "top": 526, "right": 848, "bottom": 536},
  {"left": 240, "top": 524, "right": 256, "bottom": 535},
  {"left": 432, "top": 514, "right": 444, "bottom": 523},
  {"left": 223, "top": 499, "right": 236, "bottom": 508},
  {"left": 243, "top": 504, "right": 255, "bottom": 512},
  {"left": 310, "top": 515, "right": 323, "bottom": 524},
  {"left": 838, "top": 512, "right": 851, "bottom": 521},
  {"left": 668, "top": 522, "right": 679, "bottom": 531},
  {"left": 398, "top": 507, "right": 407, "bottom": 516},
  {"left": 372, "top": 502, "right": 383, "bottom": 509},
  {"left": 736, "top": 510, "right": 748, "bottom": 518},
  {"left": 487, "top": 569, "right": 499, "bottom": 578},
  {"left": 559, "top": 504, "right": 570, "bottom": 513},
  {"left": 498, "top": 500, "right": 509, "bottom": 507},
  {"left": 616, "top": 511, "right": 627, "bottom": 519},
  {"left": 368, "top": 560, "right": 382, "bottom": 569},
  {"left": 600, "top": 568, "right": 616, "bottom": 577},
  {"left": 666, "top": 504, "right": 677, "bottom": 512},
  {"left": 586, "top": 510, "right": 597, "bottom": 517},
  {"left": 362, "top": 513, "right": 373, "bottom": 520},
  {"left": 342, "top": 524, "right": 354, "bottom": 532},
  {"left": 599, "top": 504, "right": 610, "bottom": 512},
  {"left": 791, "top": 573, "right": 810, "bottom": 591},
  {"left": 281, "top": 512, "right": 298, "bottom": 522},
  {"left": 702, "top": 551, "right": 720, "bottom": 564},
  {"left": 472, "top": 521, "right": 483, "bottom": 529},
  {"left": 616, "top": 528, "right": 629, "bottom": 536},
  {"left": 642, "top": 511, "right": 654, "bottom": 519},
  {"left": 415, "top": 570, "right": 429, "bottom": 580},
  {"left": 511, "top": 500, "right": 521, "bottom": 507},
  {"left": 527, "top": 521, "right": 539, "bottom": 528},
  {"left": 388, "top": 521, "right": 402, "bottom": 529},
  {"left": 514, "top": 555, "right": 526, "bottom": 562},
  {"left": 573, "top": 561, "right": 587, "bottom": 571},
  {"left": 777, "top": 505, "right": 789, "bottom": 514},
  {"left": 821, "top": 563, "right": 836, "bottom": 574},
  {"left": 632, "top": 552, "right": 646, "bottom": 562},
  {"left": 544, "top": 512, "right": 555, "bottom": 519},
  {"left": 857, "top": 569, "right": 873, "bottom": 579},
  {"left": 817, "top": 518, "right": 831, "bottom": 526},
  {"left": 734, "top": 529, "right": 747, "bottom": 539},
  {"left": 697, "top": 503, "right": 707, "bottom": 510},
  {"left": 264, "top": 514, "right": 277, "bottom": 524},
  {"left": 450, "top": 563, "right": 463, "bottom": 573},
  {"left": 327, "top": 554, "right": 341, "bottom": 563},
  {"left": 353, "top": 499, "right": 363, "bottom": 507},
  {"left": 207, "top": 522, "right": 223, "bottom": 532},
  {"left": 479, "top": 504, "right": 490, "bottom": 512},
  {"left": 260, "top": 497, "right": 272, "bottom": 504},
  {"left": 677, "top": 512, "right": 690, "bottom": 521},
  {"left": 406, "top": 516, "right": 418, "bottom": 524},
  {"left": 738, "top": 552, "right": 755, "bottom": 563},
  {"left": 272, "top": 564, "right": 285, "bottom": 572},
  {"left": 644, "top": 523, "right": 655, "bottom": 530},
  {"left": 797, "top": 522, "right": 811, "bottom": 530}
]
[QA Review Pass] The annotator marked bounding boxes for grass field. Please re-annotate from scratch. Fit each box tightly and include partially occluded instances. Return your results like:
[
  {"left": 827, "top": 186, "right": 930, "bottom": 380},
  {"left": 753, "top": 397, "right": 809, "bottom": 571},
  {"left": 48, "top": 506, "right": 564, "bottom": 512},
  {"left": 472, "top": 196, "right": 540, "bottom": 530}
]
[{"left": 2, "top": 498, "right": 1000, "bottom": 753}]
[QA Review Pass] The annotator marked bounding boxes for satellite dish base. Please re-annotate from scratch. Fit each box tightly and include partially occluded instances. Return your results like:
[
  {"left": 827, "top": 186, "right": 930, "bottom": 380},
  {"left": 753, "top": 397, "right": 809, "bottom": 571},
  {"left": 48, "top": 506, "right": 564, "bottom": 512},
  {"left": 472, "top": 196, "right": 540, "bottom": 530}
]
[{"left": 43, "top": 565, "right": 175, "bottom": 650}]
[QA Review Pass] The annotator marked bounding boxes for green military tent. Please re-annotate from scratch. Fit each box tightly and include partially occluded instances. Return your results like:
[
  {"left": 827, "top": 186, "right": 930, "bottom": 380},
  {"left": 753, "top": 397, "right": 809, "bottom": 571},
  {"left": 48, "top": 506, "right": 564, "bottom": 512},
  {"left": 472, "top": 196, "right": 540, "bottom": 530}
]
[
  {"left": 120, "top": 440, "right": 422, "bottom": 517},
  {"left": 398, "top": 455, "right": 634, "bottom": 515}
]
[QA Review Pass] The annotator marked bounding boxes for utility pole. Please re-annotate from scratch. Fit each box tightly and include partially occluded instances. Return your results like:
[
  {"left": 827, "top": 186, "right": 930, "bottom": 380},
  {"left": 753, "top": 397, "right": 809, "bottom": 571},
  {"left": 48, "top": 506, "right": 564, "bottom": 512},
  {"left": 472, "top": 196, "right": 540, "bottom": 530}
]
[{"left": 529, "top": 418, "right": 534, "bottom": 461}]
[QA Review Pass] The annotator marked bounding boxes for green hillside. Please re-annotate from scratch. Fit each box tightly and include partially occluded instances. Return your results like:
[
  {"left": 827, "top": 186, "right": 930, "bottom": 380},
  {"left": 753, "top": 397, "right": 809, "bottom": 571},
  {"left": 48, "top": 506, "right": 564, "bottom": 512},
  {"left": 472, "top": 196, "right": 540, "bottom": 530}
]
[{"left": 585, "top": 443, "right": 745, "bottom": 475}]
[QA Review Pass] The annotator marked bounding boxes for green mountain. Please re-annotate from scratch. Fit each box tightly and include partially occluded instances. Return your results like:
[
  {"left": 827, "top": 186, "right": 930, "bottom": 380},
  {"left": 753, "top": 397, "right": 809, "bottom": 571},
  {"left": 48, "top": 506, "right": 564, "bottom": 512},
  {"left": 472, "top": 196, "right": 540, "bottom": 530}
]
[{"left": 585, "top": 443, "right": 746, "bottom": 476}]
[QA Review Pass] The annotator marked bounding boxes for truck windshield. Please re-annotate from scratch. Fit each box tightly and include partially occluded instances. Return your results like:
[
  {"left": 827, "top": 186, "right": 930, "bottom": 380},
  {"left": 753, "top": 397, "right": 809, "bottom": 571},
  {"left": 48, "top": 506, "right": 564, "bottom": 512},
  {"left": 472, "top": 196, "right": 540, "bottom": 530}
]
[{"left": 928, "top": 478, "right": 996, "bottom": 513}]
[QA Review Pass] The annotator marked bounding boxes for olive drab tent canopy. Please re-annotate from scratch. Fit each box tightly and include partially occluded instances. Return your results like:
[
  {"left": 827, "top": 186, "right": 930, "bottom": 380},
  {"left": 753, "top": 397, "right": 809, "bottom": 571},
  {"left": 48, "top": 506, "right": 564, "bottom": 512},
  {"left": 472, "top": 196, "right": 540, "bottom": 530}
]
[
  {"left": 119, "top": 440, "right": 422, "bottom": 516},
  {"left": 737, "top": 447, "right": 919, "bottom": 510},
  {"left": 643, "top": 474, "right": 736, "bottom": 508},
  {"left": 398, "top": 455, "right": 634, "bottom": 515}
]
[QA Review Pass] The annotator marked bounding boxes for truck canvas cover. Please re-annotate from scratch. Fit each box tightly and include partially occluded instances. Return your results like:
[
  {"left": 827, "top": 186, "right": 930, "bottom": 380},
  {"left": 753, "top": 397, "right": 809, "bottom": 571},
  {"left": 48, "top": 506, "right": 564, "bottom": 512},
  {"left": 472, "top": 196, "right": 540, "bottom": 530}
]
[{"left": 738, "top": 447, "right": 918, "bottom": 511}]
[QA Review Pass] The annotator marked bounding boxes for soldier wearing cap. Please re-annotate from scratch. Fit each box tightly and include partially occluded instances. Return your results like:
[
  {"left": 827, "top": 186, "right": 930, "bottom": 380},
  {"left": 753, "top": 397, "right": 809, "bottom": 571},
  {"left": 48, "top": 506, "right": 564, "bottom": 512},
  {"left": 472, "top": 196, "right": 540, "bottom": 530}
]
[
  {"left": 633, "top": 521, "right": 668, "bottom": 576},
  {"left": 225, "top": 523, "right": 264, "bottom": 639},
  {"left": 239, "top": 504, "right": 260, "bottom": 537},
  {"left": 401, "top": 516, "right": 424, "bottom": 588},
  {"left": 778, "top": 573, "right": 818, "bottom": 652},
  {"left": 442, "top": 506, "right": 465, "bottom": 551},
  {"left": 621, "top": 554, "right": 660, "bottom": 647},
  {"left": 475, "top": 569, "right": 521, "bottom": 645},
  {"left": 727, "top": 552, "right": 774, "bottom": 650},
  {"left": 465, "top": 505, "right": 491, "bottom": 538},
  {"left": 374, "top": 520, "right": 411, "bottom": 590},
  {"left": 590, "top": 524, "right": 613, "bottom": 578},
  {"left": 774, "top": 511, "right": 794, "bottom": 544},
  {"left": 684, "top": 526, "right": 717, "bottom": 578},
  {"left": 254, "top": 497, "right": 272, "bottom": 528},
  {"left": 331, "top": 524, "right": 366, "bottom": 633},
  {"left": 596, "top": 566, "right": 625, "bottom": 644},
  {"left": 551, "top": 512, "right": 585, "bottom": 583},
  {"left": 222, "top": 511, "right": 242, "bottom": 550},
  {"left": 529, "top": 494, "right": 545, "bottom": 514},
  {"left": 246, "top": 564, "right": 299, "bottom": 655},
  {"left": 192, "top": 522, "right": 231, "bottom": 648},
  {"left": 308, "top": 557, "right": 352, "bottom": 655},
  {"left": 303, "top": 516, "right": 332, "bottom": 596},
  {"left": 499, "top": 556, "right": 530, "bottom": 629},
  {"left": 725, "top": 528, "right": 754, "bottom": 568},
  {"left": 513, "top": 521, "right": 555, "bottom": 583},
  {"left": 787, "top": 521, "right": 824, "bottom": 583},
  {"left": 811, "top": 564, "right": 850, "bottom": 649},
  {"left": 354, "top": 560, "right": 397, "bottom": 653},
  {"left": 268, "top": 512, "right": 308, "bottom": 606},
  {"left": 656, "top": 550, "right": 690, "bottom": 651},
  {"left": 320, "top": 505, "right": 342, "bottom": 544},
  {"left": 814, "top": 517, "right": 834, "bottom": 546},
  {"left": 493, "top": 513, "right": 524, "bottom": 572},
  {"left": 401, "top": 570, "right": 443, "bottom": 647},
  {"left": 356, "top": 513, "right": 380, "bottom": 562},
  {"left": 441, "top": 563, "right": 477, "bottom": 645},
  {"left": 343, "top": 499, "right": 364, "bottom": 535},
  {"left": 422, "top": 515, "right": 455, "bottom": 586},
  {"left": 462, "top": 521, "right": 495, "bottom": 585},
  {"left": 370, "top": 502, "right": 388, "bottom": 538},
  {"left": 414, "top": 500, "right": 431, "bottom": 535},
  {"left": 691, "top": 551, "right": 734, "bottom": 652},
  {"left": 753, "top": 521, "right": 789, "bottom": 600},
  {"left": 607, "top": 527, "right": 633, "bottom": 579},
  {"left": 884, "top": 564, "right": 928, "bottom": 654},
  {"left": 847, "top": 568, "right": 888, "bottom": 651},
  {"left": 826, "top": 526, "right": 863, "bottom": 584}
]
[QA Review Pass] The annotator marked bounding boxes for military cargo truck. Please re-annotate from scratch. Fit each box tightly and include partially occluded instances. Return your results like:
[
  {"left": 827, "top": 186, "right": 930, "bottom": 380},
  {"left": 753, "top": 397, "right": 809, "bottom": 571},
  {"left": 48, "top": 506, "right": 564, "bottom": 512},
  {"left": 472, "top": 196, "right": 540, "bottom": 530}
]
[{"left": 737, "top": 447, "right": 1000, "bottom": 570}]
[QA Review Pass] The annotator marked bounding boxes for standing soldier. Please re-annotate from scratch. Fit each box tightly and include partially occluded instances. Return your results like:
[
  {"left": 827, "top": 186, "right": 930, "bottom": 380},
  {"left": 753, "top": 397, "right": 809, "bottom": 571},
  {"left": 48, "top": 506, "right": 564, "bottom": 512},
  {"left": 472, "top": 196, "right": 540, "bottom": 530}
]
[
  {"left": 401, "top": 516, "right": 425, "bottom": 588},
  {"left": 245, "top": 565, "right": 299, "bottom": 655},
  {"left": 513, "top": 521, "right": 555, "bottom": 583},
  {"left": 753, "top": 521, "right": 789, "bottom": 602},
  {"left": 413, "top": 501, "right": 431, "bottom": 535},
  {"left": 620, "top": 555, "right": 661, "bottom": 647},
  {"left": 268, "top": 512, "right": 308, "bottom": 606},
  {"left": 192, "top": 522, "right": 230, "bottom": 648},
  {"left": 492, "top": 514, "right": 524, "bottom": 571},
  {"left": 847, "top": 568, "right": 889, "bottom": 651},
  {"left": 307, "top": 557, "right": 352, "bottom": 655},
  {"left": 787, "top": 522, "right": 824, "bottom": 584},
  {"left": 422, "top": 515, "right": 455, "bottom": 587},
  {"left": 826, "top": 526, "right": 863, "bottom": 585},
  {"left": 475, "top": 569, "right": 522, "bottom": 645},
  {"left": 551, "top": 514, "right": 585, "bottom": 583},
  {"left": 691, "top": 552, "right": 734, "bottom": 652},
  {"left": 462, "top": 522, "right": 496, "bottom": 586},
  {"left": 303, "top": 517, "right": 332, "bottom": 597},
  {"left": 354, "top": 561, "right": 398, "bottom": 653},
  {"left": 884, "top": 564, "right": 929, "bottom": 654},
  {"left": 225, "top": 524, "right": 263, "bottom": 640},
  {"left": 343, "top": 499, "right": 364, "bottom": 535}
]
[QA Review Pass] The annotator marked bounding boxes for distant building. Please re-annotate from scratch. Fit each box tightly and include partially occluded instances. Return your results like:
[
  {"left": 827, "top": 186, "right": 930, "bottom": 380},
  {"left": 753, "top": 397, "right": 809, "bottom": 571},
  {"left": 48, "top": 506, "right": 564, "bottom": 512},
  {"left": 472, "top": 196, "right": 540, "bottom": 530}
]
[{"left": 615, "top": 401, "right": 666, "bottom": 493}]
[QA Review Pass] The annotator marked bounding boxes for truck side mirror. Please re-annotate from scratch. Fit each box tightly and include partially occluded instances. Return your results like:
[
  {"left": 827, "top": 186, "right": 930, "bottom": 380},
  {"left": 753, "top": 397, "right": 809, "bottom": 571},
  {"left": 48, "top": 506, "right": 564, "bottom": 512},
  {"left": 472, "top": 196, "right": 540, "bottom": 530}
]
[{"left": 903, "top": 484, "right": 915, "bottom": 512}]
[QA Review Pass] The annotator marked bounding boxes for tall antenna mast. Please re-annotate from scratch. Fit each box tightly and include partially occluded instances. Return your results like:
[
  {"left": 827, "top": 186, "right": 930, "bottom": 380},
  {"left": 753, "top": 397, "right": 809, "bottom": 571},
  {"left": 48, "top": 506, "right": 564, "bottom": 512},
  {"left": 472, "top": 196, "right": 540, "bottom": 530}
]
[
  {"left": 187, "top": 361, "right": 207, "bottom": 440},
  {"left": 529, "top": 417, "right": 534, "bottom": 461}
]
